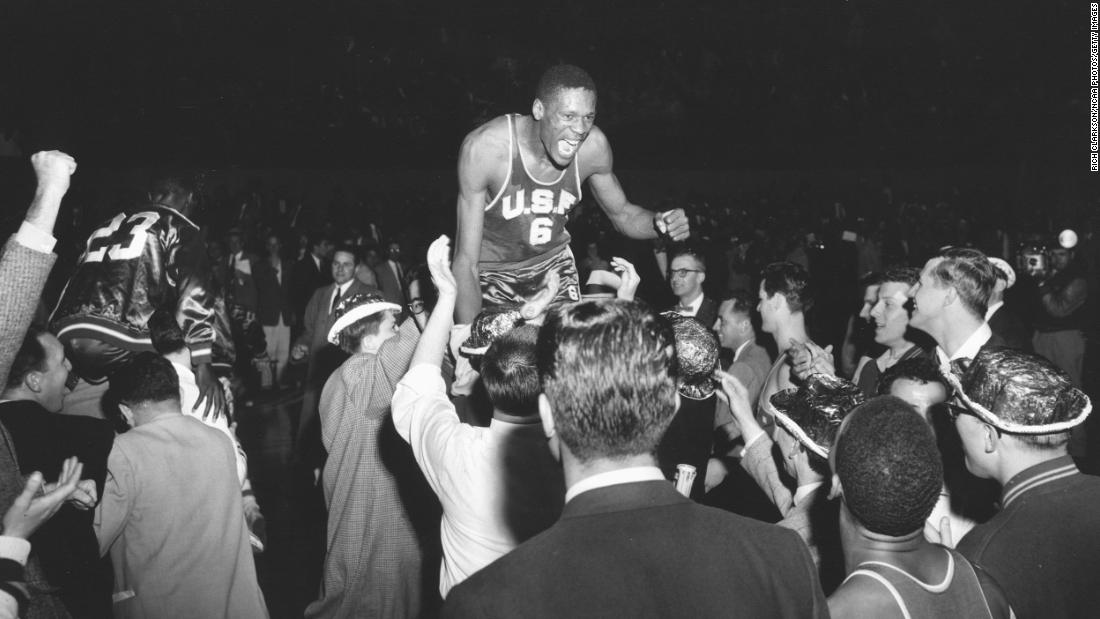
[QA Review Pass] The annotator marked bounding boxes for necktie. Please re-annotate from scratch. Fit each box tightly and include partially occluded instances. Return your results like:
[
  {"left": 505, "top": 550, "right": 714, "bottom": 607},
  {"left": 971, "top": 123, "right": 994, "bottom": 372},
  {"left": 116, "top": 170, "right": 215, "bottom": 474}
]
[{"left": 331, "top": 286, "right": 341, "bottom": 315}]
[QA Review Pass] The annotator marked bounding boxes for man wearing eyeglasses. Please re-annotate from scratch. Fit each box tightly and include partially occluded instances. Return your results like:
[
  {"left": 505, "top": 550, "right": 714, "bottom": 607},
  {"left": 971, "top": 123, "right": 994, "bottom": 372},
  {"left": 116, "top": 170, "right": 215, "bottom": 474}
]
[
  {"left": 949, "top": 347, "right": 1099, "bottom": 619},
  {"left": 667, "top": 248, "right": 718, "bottom": 329}
]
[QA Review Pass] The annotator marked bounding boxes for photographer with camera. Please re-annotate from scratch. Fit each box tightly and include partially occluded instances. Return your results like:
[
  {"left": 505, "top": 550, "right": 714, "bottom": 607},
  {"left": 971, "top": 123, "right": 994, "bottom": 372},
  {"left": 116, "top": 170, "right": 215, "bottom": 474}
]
[{"left": 1032, "top": 232, "right": 1088, "bottom": 387}]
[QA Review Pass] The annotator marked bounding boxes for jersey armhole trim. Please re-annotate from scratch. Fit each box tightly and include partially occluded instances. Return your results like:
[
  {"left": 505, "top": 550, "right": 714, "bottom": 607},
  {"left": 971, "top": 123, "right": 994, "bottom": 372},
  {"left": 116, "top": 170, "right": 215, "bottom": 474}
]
[{"left": 484, "top": 115, "right": 514, "bottom": 212}]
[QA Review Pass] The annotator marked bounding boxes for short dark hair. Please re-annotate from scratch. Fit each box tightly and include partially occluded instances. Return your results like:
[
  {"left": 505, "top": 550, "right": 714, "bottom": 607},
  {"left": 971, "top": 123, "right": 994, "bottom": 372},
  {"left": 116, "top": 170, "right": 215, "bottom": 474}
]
[
  {"left": 148, "top": 310, "right": 186, "bottom": 356},
  {"left": 931, "top": 248, "right": 996, "bottom": 320},
  {"left": 878, "top": 356, "right": 948, "bottom": 396},
  {"left": 148, "top": 172, "right": 201, "bottom": 205},
  {"left": 720, "top": 290, "right": 755, "bottom": 317},
  {"left": 481, "top": 325, "right": 540, "bottom": 417},
  {"left": 333, "top": 245, "right": 360, "bottom": 264},
  {"left": 859, "top": 271, "right": 886, "bottom": 289},
  {"left": 835, "top": 396, "right": 943, "bottom": 537},
  {"left": 881, "top": 266, "right": 920, "bottom": 288},
  {"left": 669, "top": 246, "right": 706, "bottom": 272},
  {"left": 7, "top": 327, "right": 48, "bottom": 389},
  {"left": 108, "top": 352, "right": 181, "bottom": 408},
  {"left": 761, "top": 261, "right": 813, "bottom": 313},
  {"left": 536, "top": 64, "right": 597, "bottom": 102},
  {"left": 537, "top": 300, "right": 679, "bottom": 463}
]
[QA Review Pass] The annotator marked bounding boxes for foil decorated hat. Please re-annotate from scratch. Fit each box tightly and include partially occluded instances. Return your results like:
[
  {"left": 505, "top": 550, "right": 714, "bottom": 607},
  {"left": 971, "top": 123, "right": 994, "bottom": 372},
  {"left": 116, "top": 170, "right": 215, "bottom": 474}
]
[
  {"left": 327, "top": 292, "right": 402, "bottom": 345},
  {"left": 460, "top": 308, "right": 527, "bottom": 357},
  {"left": 661, "top": 312, "right": 721, "bottom": 400},
  {"left": 943, "top": 347, "right": 1091, "bottom": 435},
  {"left": 769, "top": 373, "right": 865, "bottom": 459}
]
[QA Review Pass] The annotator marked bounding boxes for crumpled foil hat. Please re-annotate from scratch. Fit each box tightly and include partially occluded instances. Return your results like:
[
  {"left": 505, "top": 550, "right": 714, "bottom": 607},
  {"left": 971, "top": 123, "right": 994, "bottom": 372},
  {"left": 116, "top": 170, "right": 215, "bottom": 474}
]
[
  {"left": 461, "top": 308, "right": 526, "bottom": 357},
  {"left": 944, "top": 347, "right": 1091, "bottom": 434},
  {"left": 327, "top": 292, "right": 402, "bottom": 345},
  {"left": 661, "top": 312, "right": 720, "bottom": 400},
  {"left": 770, "top": 374, "right": 865, "bottom": 459}
]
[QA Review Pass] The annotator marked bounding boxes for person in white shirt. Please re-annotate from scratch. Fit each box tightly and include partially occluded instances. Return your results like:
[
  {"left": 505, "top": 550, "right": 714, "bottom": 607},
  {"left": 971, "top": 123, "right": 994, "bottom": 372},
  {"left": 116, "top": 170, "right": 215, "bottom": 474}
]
[{"left": 392, "top": 237, "right": 563, "bottom": 597}]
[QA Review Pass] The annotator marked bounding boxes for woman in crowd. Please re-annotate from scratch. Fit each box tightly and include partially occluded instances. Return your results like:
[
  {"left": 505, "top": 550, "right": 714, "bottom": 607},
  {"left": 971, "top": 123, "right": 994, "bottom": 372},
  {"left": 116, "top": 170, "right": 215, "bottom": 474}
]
[{"left": 306, "top": 292, "right": 433, "bottom": 619}]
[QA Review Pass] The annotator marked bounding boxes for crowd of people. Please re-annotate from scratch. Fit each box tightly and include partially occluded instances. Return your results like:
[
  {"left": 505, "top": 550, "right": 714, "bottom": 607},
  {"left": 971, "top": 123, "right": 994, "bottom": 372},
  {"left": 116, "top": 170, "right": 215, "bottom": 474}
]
[
  {"left": 0, "top": 61, "right": 1097, "bottom": 619},
  {"left": 0, "top": 142, "right": 1095, "bottom": 619}
]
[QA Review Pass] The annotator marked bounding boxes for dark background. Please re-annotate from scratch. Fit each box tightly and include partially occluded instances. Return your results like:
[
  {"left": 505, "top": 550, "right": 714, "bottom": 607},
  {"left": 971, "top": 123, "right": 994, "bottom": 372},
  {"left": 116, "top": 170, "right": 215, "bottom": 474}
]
[{"left": 0, "top": 0, "right": 1090, "bottom": 171}]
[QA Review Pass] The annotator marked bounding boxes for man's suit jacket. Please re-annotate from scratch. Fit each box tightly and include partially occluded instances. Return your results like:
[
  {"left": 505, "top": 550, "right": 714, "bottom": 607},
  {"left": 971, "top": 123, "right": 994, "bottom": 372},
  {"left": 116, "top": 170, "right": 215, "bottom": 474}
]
[
  {"left": 226, "top": 251, "right": 260, "bottom": 311},
  {"left": 714, "top": 341, "right": 773, "bottom": 438},
  {"left": 254, "top": 257, "right": 295, "bottom": 327},
  {"left": 0, "top": 400, "right": 115, "bottom": 616},
  {"left": 296, "top": 280, "right": 377, "bottom": 384},
  {"left": 442, "top": 480, "right": 828, "bottom": 619},
  {"left": 0, "top": 236, "right": 55, "bottom": 386},
  {"left": 292, "top": 255, "right": 331, "bottom": 323},
  {"left": 987, "top": 305, "right": 1032, "bottom": 353},
  {"left": 729, "top": 341, "right": 772, "bottom": 405},
  {"left": 670, "top": 296, "right": 719, "bottom": 331},
  {"left": 373, "top": 259, "right": 406, "bottom": 306},
  {"left": 741, "top": 436, "right": 844, "bottom": 593}
]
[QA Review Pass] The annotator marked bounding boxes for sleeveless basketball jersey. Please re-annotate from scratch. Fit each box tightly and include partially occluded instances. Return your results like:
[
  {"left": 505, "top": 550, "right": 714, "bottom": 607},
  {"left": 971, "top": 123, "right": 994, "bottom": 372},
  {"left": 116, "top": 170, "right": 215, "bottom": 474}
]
[
  {"left": 842, "top": 549, "right": 994, "bottom": 619},
  {"left": 479, "top": 114, "right": 583, "bottom": 267}
]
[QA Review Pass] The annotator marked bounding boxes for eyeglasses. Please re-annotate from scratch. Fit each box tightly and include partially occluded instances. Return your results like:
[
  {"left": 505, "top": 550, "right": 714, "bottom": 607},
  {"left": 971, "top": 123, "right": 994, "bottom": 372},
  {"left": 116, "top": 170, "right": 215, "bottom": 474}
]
[
  {"left": 945, "top": 402, "right": 1002, "bottom": 436},
  {"left": 669, "top": 269, "right": 704, "bottom": 278},
  {"left": 407, "top": 299, "right": 425, "bottom": 313}
]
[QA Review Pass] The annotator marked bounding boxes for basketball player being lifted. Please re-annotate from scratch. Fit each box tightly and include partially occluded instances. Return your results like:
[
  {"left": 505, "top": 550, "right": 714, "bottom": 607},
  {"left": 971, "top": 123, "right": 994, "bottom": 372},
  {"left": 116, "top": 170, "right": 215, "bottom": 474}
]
[{"left": 453, "top": 64, "right": 690, "bottom": 323}]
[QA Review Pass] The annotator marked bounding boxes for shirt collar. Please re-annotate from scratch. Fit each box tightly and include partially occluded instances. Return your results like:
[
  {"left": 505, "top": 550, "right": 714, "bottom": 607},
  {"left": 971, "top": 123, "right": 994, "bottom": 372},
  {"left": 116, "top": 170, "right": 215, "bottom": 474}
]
[
  {"left": 936, "top": 322, "right": 992, "bottom": 364},
  {"left": 565, "top": 466, "right": 666, "bottom": 503},
  {"left": 792, "top": 481, "right": 825, "bottom": 507},
  {"left": 733, "top": 340, "right": 752, "bottom": 362},
  {"left": 677, "top": 293, "right": 704, "bottom": 315}
]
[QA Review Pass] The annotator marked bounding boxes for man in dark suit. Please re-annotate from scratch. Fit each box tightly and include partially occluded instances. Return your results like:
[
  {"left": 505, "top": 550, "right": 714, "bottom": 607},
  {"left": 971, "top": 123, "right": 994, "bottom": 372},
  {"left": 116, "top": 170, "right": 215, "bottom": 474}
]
[
  {"left": 667, "top": 247, "right": 718, "bottom": 329},
  {"left": 291, "top": 231, "right": 334, "bottom": 329},
  {"left": 373, "top": 240, "right": 408, "bottom": 306},
  {"left": 442, "top": 300, "right": 828, "bottom": 619},
  {"left": 292, "top": 247, "right": 377, "bottom": 452},
  {"left": 255, "top": 233, "right": 296, "bottom": 387}
]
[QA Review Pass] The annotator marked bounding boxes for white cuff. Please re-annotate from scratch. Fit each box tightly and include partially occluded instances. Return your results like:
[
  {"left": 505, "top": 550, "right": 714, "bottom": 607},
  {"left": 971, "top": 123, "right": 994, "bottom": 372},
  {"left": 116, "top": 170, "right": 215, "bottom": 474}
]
[
  {"left": 15, "top": 221, "right": 56, "bottom": 253},
  {"left": 0, "top": 536, "right": 31, "bottom": 565},
  {"left": 740, "top": 431, "right": 766, "bottom": 458}
]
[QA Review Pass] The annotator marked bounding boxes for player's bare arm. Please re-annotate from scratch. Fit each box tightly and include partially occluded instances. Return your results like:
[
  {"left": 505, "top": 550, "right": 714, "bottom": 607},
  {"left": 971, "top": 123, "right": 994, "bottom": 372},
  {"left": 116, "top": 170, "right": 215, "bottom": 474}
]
[
  {"left": 582, "top": 127, "right": 690, "bottom": 242},
  {"left": 453, "top": 118, "right": 509, "bottom": 323}
]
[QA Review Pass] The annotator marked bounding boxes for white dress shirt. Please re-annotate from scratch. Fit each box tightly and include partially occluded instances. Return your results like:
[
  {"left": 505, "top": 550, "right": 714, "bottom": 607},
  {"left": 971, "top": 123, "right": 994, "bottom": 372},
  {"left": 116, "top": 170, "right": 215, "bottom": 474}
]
[{"left": 392, "top": 363, "right": 563, "bottom": 597}]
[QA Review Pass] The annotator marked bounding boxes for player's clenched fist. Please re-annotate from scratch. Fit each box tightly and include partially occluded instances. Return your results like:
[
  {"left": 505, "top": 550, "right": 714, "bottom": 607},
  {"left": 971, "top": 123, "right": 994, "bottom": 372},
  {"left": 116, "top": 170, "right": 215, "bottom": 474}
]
[
  {"left": 655, "top": 208, "right": 690, "bottom": 241},
  {"left": 31, "top": 150, "right": 78, "bottom": 194}
]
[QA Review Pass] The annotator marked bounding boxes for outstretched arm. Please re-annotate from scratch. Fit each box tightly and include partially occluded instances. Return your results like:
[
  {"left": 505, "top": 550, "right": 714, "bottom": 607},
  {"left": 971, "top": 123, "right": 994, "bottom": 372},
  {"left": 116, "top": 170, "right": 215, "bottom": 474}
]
[
  {"left": 584, "top": 128, "right": 689, "bottom": 242},
  {"left": 454, "top": 126, "right": 502, "bottom": 324},
  {"left": 411, "top": 236, "right": 457, "bottom": 369},
  {"left": 1, "top": 152, "right": 75, "bottom": 387}
]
